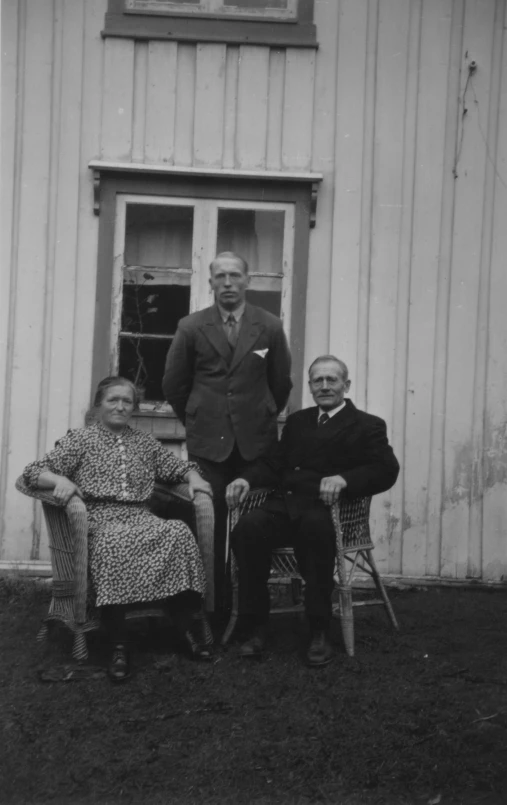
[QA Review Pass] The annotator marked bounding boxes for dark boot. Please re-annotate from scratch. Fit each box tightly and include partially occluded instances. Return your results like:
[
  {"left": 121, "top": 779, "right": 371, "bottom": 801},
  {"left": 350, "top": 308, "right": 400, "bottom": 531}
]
[
  {"left": 306, "top": 629, "right": 333, "bottom": 667},
  {"left": 107, "top": 643, "right": 131, "bottom": 683},
  {"left": 239, "top": 624, "right": 267, "bottom": 659}
]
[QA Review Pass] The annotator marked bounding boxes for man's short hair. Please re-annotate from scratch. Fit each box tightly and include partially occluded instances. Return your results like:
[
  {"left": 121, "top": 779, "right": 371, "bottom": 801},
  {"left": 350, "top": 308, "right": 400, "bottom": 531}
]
[
  {"left": 209, "top": 252, "right": 249, "bottom": 275},
  {"left": 308, "top": 355, "right": 349, "bottom": 381}
]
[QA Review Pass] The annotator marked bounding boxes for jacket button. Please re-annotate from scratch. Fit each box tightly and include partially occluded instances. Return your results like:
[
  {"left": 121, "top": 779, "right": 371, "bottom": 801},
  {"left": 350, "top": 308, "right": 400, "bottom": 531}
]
[
  {"left": 227, "top": 392, "right": 232, "bottom": 397},
  {"left": 294, "top": 467, "right": 300, "bottom": 471},
  {"left": 287, "top": 491, "right": 293, "bottom": 495}
]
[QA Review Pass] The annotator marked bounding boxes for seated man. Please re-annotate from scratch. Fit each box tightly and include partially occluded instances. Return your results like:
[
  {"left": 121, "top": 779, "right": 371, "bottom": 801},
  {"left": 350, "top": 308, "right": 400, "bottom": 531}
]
[{"left": 225, "top": 355, "right": 400, "bottom": 667}]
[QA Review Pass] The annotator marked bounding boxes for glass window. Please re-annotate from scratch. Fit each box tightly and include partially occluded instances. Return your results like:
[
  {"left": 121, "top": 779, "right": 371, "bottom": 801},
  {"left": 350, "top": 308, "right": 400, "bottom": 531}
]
[
  {"left": 111, "top": 196, "right": 294, "bottom": 408},
  {"left": 124, "top": 0, "right": 297, "bottom": 18},
  {"left": 216, "top": 208, "right": 285, "bottom": 317},
  {"left": 117, "top": 203, "right": 193, "bottom": 403}
]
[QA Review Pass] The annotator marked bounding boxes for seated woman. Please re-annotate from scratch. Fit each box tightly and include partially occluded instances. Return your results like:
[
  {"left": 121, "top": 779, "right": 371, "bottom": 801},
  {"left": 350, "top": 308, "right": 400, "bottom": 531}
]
[{"left": 22, "top": 376, "right": 213, "bottom": 683}]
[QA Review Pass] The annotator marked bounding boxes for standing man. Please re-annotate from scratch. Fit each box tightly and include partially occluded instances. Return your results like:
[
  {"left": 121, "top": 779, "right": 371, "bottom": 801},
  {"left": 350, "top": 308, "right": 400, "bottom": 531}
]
[
  {"left": 225, "top": 356, "right": 399, "bottom": 666},
  {"left": 162, "top": 251, "right": 292, "bottom": 613}
]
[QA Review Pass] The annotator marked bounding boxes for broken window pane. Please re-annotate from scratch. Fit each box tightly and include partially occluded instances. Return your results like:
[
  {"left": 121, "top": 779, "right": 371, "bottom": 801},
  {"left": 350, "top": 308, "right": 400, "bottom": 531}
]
[{"left": 120, "top": 203, "right": 194, "bottom": 401}]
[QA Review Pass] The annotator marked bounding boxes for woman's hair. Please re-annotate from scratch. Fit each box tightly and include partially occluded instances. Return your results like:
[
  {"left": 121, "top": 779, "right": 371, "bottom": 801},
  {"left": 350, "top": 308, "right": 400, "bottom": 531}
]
[{"left": 91, "top": 376, "right": 140, "bottom": 411}]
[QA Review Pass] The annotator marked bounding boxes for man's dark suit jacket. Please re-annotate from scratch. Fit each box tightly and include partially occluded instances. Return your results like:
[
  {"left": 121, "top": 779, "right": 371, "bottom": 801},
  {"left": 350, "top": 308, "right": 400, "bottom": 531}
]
[
  {"left": 162, "top": 303, "right": 292, "bottom": 462},
  {"left": 240, "top": 399, "right": 399, "bottom": 516}
]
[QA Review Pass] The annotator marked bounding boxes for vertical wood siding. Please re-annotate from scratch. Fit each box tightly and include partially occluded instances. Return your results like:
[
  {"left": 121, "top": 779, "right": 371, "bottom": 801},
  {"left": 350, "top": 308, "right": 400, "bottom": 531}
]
[{"left": 1, "top": 0, "right": 506, "bottom": 582}]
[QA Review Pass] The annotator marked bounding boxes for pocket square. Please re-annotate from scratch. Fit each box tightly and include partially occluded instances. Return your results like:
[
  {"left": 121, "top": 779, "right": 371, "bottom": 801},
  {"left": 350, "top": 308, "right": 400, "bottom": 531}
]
[{"left": 253, "top": 349, "right": 269, "bottom": 359}]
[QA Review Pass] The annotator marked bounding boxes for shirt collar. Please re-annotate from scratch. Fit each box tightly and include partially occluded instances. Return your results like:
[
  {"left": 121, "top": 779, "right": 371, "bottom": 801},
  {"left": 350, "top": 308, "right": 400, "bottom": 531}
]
[
  {"left": 318, "top": 400, "right": 347, "bottom": 419},
  {"left": 217, "top": 302, "right": 246, "bottom": 323}
]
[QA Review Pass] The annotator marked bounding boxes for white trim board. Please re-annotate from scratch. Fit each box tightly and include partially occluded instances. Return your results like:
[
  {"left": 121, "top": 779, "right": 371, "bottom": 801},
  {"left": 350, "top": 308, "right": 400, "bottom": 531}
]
[{"left": 89, "top": 160, "right": 323, "bottom": 183}]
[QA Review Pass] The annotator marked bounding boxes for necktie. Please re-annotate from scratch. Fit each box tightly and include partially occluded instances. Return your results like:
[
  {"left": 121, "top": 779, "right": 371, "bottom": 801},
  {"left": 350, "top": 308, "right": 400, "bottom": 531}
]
[
  {"left": 318, "top": 412, "right": 330, "bottom": 427},
  {"left": 226, "top": 313, "right": 239, "bottom": 348}
]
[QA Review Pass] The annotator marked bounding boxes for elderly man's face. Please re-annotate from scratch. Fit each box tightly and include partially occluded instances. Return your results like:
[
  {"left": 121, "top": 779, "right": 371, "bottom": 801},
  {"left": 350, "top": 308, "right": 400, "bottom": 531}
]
[
  {"left": 309, "top": 361, "right": 351, "bottom": 411},
  {"left": 209, "top": 257, "right": 250, "bottom": 311}
]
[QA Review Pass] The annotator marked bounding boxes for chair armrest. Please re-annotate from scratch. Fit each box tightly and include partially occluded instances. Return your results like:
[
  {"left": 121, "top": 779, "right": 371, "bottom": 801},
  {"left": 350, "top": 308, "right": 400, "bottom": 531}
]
[
  {"left": 227, "top": 487, "right": 274, "bottom": 530},
  {"left": 153, "top": 482, "right": 215, "bottom": 612},
  {"left": 15, "top": 476, "right": 89, "bottom": 624},
  {"left": 331, "top": 496, "right": 372, "bottom": 551},
  {"left": 15, "top": 475, "right": 68, "bottom": 507}
]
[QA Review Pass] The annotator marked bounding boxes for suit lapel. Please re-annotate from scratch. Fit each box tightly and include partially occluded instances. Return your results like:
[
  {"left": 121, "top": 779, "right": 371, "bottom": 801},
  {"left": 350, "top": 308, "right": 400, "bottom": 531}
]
[
  {"left": 200, "top": 306, "right": 232, "bottom": 365},
  {"left": 229, "top": 304, "right": 264, "bottom": 373}
]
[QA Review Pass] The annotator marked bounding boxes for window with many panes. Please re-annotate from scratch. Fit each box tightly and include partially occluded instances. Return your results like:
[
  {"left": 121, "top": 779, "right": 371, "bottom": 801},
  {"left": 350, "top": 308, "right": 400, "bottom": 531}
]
[
  {"left": 111, "top": 195, "right": 294, "bottom": 410},
  {"left": 91, "top": 172, "right": 315, "bottom": 433},
  {"left": 125, "top": 0, "right": 298, "bottom": 20},
  {"left": 125, "top": 0, "right": 298, "bottom": 19}
]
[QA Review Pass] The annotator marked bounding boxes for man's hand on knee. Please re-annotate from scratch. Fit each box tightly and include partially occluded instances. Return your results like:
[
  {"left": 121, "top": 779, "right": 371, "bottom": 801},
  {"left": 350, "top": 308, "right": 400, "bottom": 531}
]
[
  {"left": 319, "top": 475, "right": 347, "bottom": 506},
  {"left": 226, "top": 478, "right": 250, "bottom": 509}
]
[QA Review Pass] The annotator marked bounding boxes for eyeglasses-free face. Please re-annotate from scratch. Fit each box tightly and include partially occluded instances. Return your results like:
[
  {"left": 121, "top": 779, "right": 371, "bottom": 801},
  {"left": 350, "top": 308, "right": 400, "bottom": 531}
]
[
  {"left": 308, "top": 361, "right": 351, "bottom": 411},
  {"left": 209, "top": 257, "right": 250, "bottom": 311},
  {"left": 99, "top": 386, "right": 135, "bottom": 432}
]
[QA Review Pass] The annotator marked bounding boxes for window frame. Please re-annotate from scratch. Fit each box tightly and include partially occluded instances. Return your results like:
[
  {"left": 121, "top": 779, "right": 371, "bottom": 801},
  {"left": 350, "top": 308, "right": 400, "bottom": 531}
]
[
  {"left": 103, "top": 0, "right": 317, "bottom": 48},
  {"left": 92, "top": 170, "right": 314, "bottom": 438},
  {"left": 112, "top": 193, "right": 296, "bottom": 408}
]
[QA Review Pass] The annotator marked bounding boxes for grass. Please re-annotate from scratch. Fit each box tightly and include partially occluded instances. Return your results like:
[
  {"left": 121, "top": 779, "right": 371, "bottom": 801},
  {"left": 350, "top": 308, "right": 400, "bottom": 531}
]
[{"left": 1, "top": 578, "right": 506, "bottom": 805}]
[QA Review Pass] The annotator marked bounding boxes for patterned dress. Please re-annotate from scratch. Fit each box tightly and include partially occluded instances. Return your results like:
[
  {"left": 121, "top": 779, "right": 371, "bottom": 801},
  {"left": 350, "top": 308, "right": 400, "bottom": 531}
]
[{"left": 23, "top": 424, "right": 206, "bottom": 607}]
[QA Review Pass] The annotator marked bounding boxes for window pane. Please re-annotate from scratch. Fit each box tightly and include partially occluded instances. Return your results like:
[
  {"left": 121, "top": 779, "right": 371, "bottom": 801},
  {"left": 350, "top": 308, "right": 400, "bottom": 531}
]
[
  {"left": 119, "top": 337, "right": 170, "bottom": 401},
  {"left": 216, "top": 208, "right": 284, "bottom": 275},
  {"left": 125, "top": 204, "right": 194, "bottom": 269},
  {"left": 223, "top": 0, "right": 288, "bottom": 8},
  {"left": 246, "top": 290, "right": 281, "bottom": 316},
  {"left": 121, "top": 283, "right": 190, "bottom": 336},
  {"left": 120, "top": 202, "right": 193, "bottom": 402}
]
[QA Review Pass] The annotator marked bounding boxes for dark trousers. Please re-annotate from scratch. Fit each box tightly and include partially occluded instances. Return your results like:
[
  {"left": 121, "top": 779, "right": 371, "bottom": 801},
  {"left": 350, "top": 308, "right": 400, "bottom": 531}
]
[
  {"left": 189, "top": 444, "right": 257, "bottom": 615},
  {"left": 230, "top": 496, "right": 336, "bottom": 630}
]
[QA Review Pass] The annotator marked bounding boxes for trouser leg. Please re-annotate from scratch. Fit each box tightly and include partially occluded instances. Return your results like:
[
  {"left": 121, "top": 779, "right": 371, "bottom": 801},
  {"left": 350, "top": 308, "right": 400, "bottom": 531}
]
[
  {"left": 101, "top": 604, "right": 128, "bottom": 644},
  {"left": 292, "top": 506, "right": 336, "bottom": 630},
  {"left": 231, "top": 503, "right": 291, "bottom": 625},
  {"left": 189, "top": 447, "right": 256, "bottom": 615}
]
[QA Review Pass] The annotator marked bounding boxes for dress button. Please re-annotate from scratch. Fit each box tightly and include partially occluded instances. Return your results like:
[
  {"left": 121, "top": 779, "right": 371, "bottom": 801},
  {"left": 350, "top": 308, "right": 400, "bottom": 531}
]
[{"left": 122, "top": 473, "right": 127, "bottom": 479}]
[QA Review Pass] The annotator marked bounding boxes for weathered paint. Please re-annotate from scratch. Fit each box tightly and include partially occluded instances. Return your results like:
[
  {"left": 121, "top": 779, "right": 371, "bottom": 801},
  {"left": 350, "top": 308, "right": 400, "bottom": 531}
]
[{"left": 1, "top": 0, "right": 506, "bottom": 583}]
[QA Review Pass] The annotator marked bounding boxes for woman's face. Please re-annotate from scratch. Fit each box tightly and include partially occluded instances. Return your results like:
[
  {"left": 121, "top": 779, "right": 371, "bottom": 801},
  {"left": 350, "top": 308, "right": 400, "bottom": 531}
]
[{"left": 98, "top": 385, "right": 135, "bottom": 432}]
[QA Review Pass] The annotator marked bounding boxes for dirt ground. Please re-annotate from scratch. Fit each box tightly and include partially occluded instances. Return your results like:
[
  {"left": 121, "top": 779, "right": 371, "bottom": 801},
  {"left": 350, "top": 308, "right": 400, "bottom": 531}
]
[{"left": 1, "top": 579, "right": 506, "bottom": 805}]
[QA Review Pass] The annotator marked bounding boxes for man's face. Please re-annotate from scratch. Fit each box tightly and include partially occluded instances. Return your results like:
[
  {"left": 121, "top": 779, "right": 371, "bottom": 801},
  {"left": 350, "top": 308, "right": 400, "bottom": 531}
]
[
  {"left": 209, "top": 257, "right": 250, "bottom": 310},
  {"left": 309, "top": 361, "right": 351, "bottom": 410}
]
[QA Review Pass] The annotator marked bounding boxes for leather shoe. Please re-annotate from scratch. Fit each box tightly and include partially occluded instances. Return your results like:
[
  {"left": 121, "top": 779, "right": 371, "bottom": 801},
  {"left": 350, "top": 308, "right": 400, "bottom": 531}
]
[
  {"left": 306, "top": 630, "right": 333, "bottom": 667},
  {"left": 239, "top": 625, "right": 266, "bottom": 659},
  {"left": 107, "top": 643, "right": 130, "bottom": 683}
]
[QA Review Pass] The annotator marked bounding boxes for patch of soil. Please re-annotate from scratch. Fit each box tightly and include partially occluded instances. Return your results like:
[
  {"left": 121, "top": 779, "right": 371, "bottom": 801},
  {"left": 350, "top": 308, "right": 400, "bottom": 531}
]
[{"left": 1, "top": 580, "right": 506, "bottom": 805}]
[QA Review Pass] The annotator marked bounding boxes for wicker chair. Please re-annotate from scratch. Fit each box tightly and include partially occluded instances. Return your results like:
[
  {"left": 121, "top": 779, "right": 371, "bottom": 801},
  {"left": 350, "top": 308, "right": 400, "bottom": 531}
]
[
  {"left": 15, "top": 477, "right": 214, "bottom": 661},
  {"left": 222, "top": 489, "right": 398, "bottom": 657}
]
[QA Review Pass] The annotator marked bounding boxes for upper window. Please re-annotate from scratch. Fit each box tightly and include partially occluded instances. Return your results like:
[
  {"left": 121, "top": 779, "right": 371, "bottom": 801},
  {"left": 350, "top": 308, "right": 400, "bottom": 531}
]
[
  {"left": 126, "top": 0, "right": 298, "bottom": 20},
  {"left": 103, "top": 0, "right": 316, "bottom": 47}
]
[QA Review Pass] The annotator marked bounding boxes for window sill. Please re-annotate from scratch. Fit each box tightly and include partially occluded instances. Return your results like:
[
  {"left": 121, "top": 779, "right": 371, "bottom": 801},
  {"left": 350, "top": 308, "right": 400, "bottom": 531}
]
[{"left": 103, "top": 9, "right": 317, "bottom": 48}]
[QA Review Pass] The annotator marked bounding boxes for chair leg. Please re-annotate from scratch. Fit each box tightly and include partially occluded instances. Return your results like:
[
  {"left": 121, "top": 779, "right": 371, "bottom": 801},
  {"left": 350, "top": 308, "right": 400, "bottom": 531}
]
[
  {"left": 37, "top": 621, "right": 49, "bottom": 643},
  {"left": 72, "top": 630, "right": 89, "bottom": 662},
  {"left": 365, "top": 549, "right": 399, "bottom": 631},
  {"left": 337, "top": 584, "right": 355, "bottom": 657},
  {"left": 221, "top": 573, "right": 239, "bottom": 646}
]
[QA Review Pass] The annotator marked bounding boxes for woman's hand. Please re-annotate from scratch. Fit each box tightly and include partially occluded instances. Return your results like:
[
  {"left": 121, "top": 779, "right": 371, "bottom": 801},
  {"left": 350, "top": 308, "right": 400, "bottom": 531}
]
[
  {"left": 51, "top": 477, "right": 82, "bottom": 505},
  {"left": 186, "top": 471, "right": 213, "bottom": 501}
]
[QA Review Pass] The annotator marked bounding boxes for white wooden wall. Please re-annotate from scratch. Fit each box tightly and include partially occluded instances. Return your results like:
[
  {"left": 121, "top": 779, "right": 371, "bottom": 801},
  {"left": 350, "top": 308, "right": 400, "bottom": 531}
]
[{"left": 1, "top": 0, "right": 506, "bottom": 582}]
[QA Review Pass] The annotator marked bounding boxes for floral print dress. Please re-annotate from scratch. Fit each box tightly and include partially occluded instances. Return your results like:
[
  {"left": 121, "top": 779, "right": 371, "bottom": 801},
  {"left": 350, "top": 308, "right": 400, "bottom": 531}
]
[{"left": 23, "top": 424, "right": 206, "bottom": 607}]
